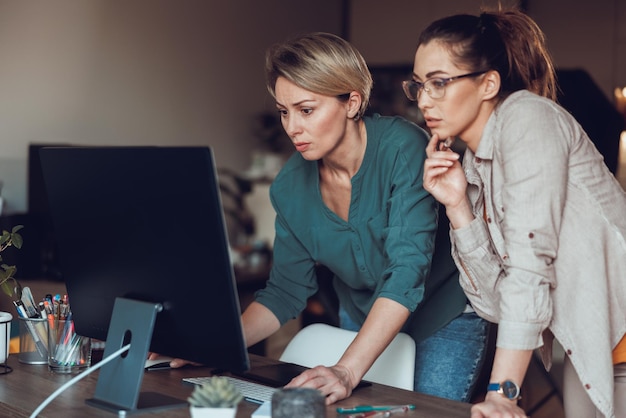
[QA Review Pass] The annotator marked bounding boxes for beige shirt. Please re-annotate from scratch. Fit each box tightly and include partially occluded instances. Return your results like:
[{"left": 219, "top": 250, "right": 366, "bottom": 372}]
[{"left": 450, "top": 90, "right": 626, "bottom": 418}]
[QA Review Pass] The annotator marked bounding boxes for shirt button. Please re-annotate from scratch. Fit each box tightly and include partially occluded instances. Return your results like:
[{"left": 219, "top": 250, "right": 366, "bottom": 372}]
[
  {"left": 487, "top": 217, "right": 492, "bottom": 223},
  {"left": 528, "top": 232, "right": 534, "bottom": 239},
  {"left": 475, "top": 157, "right": 482, "bottom": 163},
  {"left": 585, "top": 384, "right": 591, "bottom": 390},
  {"left": 502, "top": 254, "right": 508, "bottom": 260},
  {"left": 566, "top": 349, "right": 572, "bottom": 355},
  {"left": 359, "top": 266, "right": 366, "bottom": 271}
]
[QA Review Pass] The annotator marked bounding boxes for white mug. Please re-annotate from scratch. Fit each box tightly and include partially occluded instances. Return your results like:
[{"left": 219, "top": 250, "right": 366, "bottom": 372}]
[{"left": 0, "top": 312, "right": 13, "bottom": 364}]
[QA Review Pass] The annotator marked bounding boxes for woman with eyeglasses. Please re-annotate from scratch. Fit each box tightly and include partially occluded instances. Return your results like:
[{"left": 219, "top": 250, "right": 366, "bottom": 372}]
[
  {"left": 238, "top": 32, "right": 490, "bottom": 405},
  {"left": 411, "top": 7, "right": 626, "bottom": 418}
]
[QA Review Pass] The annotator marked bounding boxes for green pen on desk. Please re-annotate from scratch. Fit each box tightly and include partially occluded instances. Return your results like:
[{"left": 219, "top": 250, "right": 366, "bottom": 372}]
[{"left": 337, "top": 404, "right": 416, "bottom": 414}]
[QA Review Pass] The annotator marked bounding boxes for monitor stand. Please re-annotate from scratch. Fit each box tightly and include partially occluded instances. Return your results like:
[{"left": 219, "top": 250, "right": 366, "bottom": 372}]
[{"left": 85, "top": 297, "right": 187, "bottom": 416}]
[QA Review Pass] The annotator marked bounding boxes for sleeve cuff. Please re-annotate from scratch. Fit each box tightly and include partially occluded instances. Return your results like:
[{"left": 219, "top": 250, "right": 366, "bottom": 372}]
[
  {"left": 451, "top": 218, "right": 490, "bottom": 254},
  {"left": 496, "top": 319, "right": 545, "bottom": 350}
]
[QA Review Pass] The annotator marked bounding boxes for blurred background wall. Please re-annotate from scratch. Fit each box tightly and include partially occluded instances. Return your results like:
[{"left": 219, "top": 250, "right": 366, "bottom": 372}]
[{"left": 0, "top": 0, "right": 623, "bottom": 215}]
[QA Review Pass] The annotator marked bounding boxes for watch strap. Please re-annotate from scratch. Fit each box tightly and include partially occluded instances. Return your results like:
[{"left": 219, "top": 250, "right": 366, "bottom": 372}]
[{"left": 487, "top": 382, "right": 500, "bottom": 392}]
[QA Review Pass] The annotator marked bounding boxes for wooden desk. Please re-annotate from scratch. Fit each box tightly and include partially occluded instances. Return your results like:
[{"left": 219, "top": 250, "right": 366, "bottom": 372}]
[{"left": 0, "top": 354, "right": 471, "bottom": 417}]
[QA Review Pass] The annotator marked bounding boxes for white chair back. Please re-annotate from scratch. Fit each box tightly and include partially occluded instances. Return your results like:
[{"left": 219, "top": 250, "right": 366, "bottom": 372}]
[{"left": 279, "top": 323, "right": 415, "bottom": 390}]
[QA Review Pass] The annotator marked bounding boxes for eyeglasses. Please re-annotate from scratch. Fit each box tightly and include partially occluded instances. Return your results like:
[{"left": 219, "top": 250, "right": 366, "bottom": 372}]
[{"left": 402, "top": 71, "right": 487, "bottom": 101}]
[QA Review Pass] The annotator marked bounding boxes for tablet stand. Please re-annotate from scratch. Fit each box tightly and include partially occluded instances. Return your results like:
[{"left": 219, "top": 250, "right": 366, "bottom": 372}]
[{"left": 86, "top": 297, "right": 186, "bottom": 415}]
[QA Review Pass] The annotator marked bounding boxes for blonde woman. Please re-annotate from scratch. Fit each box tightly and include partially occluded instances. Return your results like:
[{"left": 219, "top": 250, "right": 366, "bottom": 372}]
[{"left": 241, "top": 32, "right": 489, "bottom": 405}]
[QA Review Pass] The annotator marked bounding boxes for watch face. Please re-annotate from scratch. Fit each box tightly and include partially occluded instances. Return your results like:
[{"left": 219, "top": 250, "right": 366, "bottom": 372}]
[{"left": 501, "top": 380, "right": 520, "bottom": 399}]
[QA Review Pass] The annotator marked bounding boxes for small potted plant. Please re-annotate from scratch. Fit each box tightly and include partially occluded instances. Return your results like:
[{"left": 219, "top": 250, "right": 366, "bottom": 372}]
[{"left": 187, "top": 376, "right": 243, "bottom": 418}]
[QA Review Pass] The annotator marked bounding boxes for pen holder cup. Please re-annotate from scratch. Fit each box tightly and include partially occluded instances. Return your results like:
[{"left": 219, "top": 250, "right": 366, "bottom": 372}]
[
  {"left": 272, "top": 388, "right": 326, "bottom": 418},
  {"left": 18, "top": 317, "right": 49, "bottom": 365},
  {"left": 47, "top": 318, "right": 91, "bottom": 373}
]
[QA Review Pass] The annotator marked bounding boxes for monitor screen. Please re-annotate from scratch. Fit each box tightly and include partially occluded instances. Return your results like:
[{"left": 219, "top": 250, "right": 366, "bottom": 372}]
[{"left": 39, "top": 146, "right": 250, "bottom": 373}]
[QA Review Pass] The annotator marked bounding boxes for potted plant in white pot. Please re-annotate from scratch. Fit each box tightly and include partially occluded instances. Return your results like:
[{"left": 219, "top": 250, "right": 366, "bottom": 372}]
[
  {"left": 187, "top": 376, "right": 243, "bottom": 418},
  {"left": 0, "top": 225, "right": 23, "bottom": 370}
]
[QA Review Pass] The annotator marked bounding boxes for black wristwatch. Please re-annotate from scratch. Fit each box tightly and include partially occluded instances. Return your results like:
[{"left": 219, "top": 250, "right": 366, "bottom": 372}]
[{"left": 487, "top": 380, "right": 521, "bottom": 400}]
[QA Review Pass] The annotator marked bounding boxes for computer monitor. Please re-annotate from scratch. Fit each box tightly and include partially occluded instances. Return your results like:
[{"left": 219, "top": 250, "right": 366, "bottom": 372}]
[{"left": 39, "top": 146, "right": 250, "bottom": 414}]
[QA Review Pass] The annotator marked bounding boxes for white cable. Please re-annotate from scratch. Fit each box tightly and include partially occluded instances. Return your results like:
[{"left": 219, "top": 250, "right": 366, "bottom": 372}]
[{"left": 29, "top": 344, "right": 131, "bottom": 418}]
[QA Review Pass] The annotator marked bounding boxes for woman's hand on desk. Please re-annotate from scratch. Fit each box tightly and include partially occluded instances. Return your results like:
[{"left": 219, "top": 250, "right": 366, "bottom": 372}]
[
  {"left": 284, "top": 364, "right": 356, "bottom": 405},
  {"left": 470, "top": 393, "right": 528, "bottom": 418},
  {"left": 147, "top": 352, "right": 201, "bottom": 368}
]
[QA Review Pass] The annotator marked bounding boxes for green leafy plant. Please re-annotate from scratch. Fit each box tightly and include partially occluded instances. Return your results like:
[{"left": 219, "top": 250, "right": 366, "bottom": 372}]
[
  {"left": 0, "top": 225, "right": 24, "bottom": 298},
  {"left": 187, "top": 377, "right": 243, "bottom": 408}
]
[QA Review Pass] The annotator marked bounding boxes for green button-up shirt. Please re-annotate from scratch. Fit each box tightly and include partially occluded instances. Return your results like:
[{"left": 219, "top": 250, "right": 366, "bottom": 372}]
[{"left": 256, "top": 114, "right": 466, "bottom": 342}]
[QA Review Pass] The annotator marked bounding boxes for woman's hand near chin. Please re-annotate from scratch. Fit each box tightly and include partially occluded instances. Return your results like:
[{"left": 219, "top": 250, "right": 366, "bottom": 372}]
[
  {"left": 424, "top": 134, "right": 474, "bottom": 229},
  {"left": 424, "top": 134, "right": 464, "bottom": 204}
]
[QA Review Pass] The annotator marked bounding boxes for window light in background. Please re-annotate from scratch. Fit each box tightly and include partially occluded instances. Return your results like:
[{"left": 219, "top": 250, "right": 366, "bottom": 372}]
[{"left": 615, "top": 86, "right": 626, "bottom": 122}]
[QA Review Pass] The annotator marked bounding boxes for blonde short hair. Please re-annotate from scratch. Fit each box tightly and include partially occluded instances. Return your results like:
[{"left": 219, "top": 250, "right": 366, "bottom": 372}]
[{"left": 265, "top": 32, "right": 373, "bottom": 119}]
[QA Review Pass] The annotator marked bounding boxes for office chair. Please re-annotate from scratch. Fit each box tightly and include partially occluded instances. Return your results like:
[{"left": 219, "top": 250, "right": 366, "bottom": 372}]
[{"left": 279, "top": 323, "right": 416, "bottom": 390}]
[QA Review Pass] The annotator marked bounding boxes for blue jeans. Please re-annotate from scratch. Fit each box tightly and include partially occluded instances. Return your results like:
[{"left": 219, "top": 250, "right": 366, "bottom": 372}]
[{"left": 339, "top": 308, "right": 489, "bottom": 402}]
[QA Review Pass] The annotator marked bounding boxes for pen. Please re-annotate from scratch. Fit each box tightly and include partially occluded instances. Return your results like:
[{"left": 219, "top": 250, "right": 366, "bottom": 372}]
[
  {"left": 337, "top": 405, "right": 416, "bottom": 414},
  {"left": 437, "top": 136, "right": 455, "bottom": 151},
  {"left": 43, "top": 300, "right": 53, "bottom": 315},
  {"left": 347, "top": 405, "right": 414, "bottom": 418}
]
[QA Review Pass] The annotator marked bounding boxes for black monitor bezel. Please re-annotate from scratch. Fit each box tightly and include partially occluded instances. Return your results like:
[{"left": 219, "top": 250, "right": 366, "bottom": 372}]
[{"left": 39, "top": 146, "right": 250, "bottom": 373}]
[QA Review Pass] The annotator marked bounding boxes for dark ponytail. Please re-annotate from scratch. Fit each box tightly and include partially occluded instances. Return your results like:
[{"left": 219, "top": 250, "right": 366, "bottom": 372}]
[{"left": 417, "top": 8, "right": 557, "bottom": 101}]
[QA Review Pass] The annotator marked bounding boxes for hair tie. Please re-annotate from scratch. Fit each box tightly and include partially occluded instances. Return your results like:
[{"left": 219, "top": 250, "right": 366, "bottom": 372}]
[{"left": 477, "top": 12, "right": 492, "bottom": 35}]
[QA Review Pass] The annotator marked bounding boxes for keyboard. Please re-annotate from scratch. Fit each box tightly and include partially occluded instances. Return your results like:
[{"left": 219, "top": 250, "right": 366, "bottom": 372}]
[{"left": 183, "top": 376, "right": 277, "bottom": 404}]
